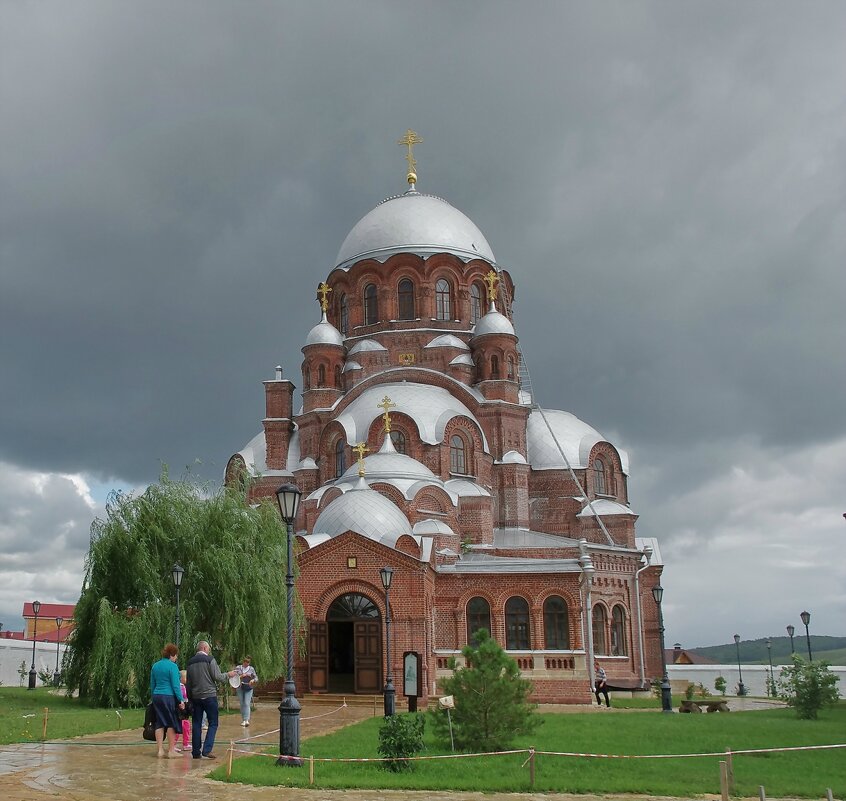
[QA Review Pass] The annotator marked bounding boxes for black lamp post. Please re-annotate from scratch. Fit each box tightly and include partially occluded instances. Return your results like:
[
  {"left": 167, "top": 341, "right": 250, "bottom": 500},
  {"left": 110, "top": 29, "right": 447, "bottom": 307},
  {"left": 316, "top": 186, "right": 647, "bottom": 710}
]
[
  {"left": 28, "top": 600, "right": 41, "bottom": 690},
  {"left": 379, "top": 566, "right": 396, "bottom": 717},
  {"left": 651, "top": 585, "right": 672, "bottom": 713},
  {"left": 734, "top": 634, "right": 746, "bottom": 696},
  {"left": 275, "top": 483, "right": 302, "bottom": 767},
  {"left": 171, "top": 563, "right": 184, "bottom": 649},
  {"left": 800, "top": 610, "right": 812, "bottom": 661},
  {"left": 53, "top": 617, "right": 64, "bottom": 686},
  {"left": 786, "top": 624, "right": 795, "bottom": 655},
  {"left": 766, "top": 638, "right": 773, "bottom": 697}
]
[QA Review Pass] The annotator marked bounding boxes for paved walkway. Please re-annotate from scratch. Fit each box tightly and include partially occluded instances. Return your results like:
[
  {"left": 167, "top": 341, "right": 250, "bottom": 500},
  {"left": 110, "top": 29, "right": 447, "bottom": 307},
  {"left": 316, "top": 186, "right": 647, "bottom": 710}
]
[{"left": 0, "top": 698, "right": 788, "bottom": 801}]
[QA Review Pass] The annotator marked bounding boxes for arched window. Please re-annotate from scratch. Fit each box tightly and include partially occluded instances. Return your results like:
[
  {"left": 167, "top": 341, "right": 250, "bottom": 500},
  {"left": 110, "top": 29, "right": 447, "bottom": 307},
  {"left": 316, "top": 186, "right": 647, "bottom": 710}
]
[
  {"left": 328, "top": 593, "right": 379, "bottom": 619},
  {"left": 303, "top": 365, "right": 311, "bottom": 390},
  {"left": 592, "top": 605, "right": 608, "bottom": 656},
  {"left": 507, "top": 355, "right": 516, "bottom": 381},
  {"left": 490, "top": 355, "right": 500, "bottom": 379},
  {"left": 390, "top": 430, "right": 407, "bottom": 454},
  {"left": 594, "top": 459, "right": 606, "bottom": 495},
  {"left": 450, "top": 435, "right": 466, "bottom": 474},
  {"left": 334, "top": 364, "right": 341, "bottom": 387},
  {"left": 611, "top": 605, "right": 627, "bottom": 656},
  {"left": 505, "top": 596, "right": 530, "bottom": 650},
  {"left": 364, "top": 283, "right": 378, "bottom": 325},
  {"left": 334, "top": 439, "right": 346, "bottom": 477},
  {"left": 398, "top": 278, "right": 415, "bottom": 320},
  {"left": 338, "top": 293, "right": 349, "bottom": 335},
  {"left": 317, "top": 364, "right": 326, "bottom": 387},
  {"left": 435, "top": 278, "right": 452, "bottom": 320},
  {"left": 470, "top": 282, "right": 484, "bottom": 325},
  {"left": 466, "top": 596, "right": 491, "bottom": 643},
  {"left": 543, "top": 596, "right": 570, "bottom": 649}
]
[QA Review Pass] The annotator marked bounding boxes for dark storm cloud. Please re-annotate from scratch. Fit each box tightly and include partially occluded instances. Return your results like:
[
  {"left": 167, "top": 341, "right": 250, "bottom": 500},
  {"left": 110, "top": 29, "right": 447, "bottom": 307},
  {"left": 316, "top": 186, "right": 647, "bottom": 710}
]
[{"left": 1, "top": 1, "right": 844, "bottom": 639}]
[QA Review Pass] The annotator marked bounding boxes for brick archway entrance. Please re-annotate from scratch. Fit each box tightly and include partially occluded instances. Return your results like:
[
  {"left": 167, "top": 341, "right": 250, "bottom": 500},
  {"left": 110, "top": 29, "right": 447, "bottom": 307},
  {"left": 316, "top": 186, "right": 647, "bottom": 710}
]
[{"left": 309, "top": 592, "right": 382, "bottom": 693}]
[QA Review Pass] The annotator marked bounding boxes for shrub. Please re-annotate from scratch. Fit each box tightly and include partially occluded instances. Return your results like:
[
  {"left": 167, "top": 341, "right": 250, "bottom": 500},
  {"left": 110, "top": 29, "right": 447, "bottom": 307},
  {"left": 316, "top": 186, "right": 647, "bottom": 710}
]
[
  {"left": 431, "top": 629, "right": 538, "bottom": 751},
  {"left": 778, "top": 656, "right": 840, "bottom": 719},
  {"left": 377, "top": 713, "right": 425, "bottom": 772},
  {"left": 684, "top": 683, "right": 696, "bottom": 700},
  {"left": 714, "top": 676, "right": 727, "bottom": 696}
]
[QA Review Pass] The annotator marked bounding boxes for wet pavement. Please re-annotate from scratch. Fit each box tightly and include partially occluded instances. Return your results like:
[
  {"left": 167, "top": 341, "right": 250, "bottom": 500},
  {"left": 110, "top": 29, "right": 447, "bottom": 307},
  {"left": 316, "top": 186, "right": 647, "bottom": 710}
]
[{"left": 0, "top": 698, "right": 789, "bottom": 801}]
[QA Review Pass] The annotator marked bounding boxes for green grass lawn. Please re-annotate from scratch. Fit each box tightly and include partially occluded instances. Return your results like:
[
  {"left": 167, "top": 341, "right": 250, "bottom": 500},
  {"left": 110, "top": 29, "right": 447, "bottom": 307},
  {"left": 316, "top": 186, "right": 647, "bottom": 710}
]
[
  {"left": 213, "top": 705, "right": 846, "bottom": 797},
  {"left": 0, "top": 687, "right": 144, "bottom": 744}
]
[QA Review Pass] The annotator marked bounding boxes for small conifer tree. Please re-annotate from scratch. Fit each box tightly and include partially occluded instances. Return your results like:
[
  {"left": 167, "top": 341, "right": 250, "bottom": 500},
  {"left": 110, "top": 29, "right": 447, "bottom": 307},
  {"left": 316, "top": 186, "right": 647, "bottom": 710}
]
[{"left": 431, "top": 629, "right": 538, "bottom": 751}]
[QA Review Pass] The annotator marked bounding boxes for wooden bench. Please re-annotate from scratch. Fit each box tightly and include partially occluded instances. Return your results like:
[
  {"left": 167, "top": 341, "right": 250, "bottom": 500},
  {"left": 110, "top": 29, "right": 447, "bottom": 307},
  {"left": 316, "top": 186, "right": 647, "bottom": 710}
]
[{"left": 680, "top": 698, "right": 730, "bottom": 713}]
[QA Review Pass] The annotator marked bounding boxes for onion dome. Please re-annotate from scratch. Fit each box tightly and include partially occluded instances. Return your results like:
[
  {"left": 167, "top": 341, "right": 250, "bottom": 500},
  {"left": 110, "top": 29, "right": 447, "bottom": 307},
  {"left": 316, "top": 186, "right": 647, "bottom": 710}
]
[
  {"left": 472, "top": 301, "right": 515, "bottom": 338},
  {"left": 335, "top": 190, "right": 495, "bottom": 269},
  {"left": 313, "top": 476, "right": 413, "bottom": 541},
  {"left": 305, "top": 310, "right": 344, "bottom": 347}
]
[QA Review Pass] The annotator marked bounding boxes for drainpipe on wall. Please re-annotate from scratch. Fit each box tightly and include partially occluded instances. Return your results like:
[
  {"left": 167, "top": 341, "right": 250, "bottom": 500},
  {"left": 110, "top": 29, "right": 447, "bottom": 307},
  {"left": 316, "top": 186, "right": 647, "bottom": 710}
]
[
  {"left": 579, "top": 539, "right": 596, "bottom": 697},
  {"left": 633, "top": 545, "right": 653, "bottom": 689}
]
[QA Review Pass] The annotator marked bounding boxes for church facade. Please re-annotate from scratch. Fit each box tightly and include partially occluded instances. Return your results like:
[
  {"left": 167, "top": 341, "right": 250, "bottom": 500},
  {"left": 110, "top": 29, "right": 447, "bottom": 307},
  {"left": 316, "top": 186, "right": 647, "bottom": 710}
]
[{"left": 226, "top": 143, "right": 664, "bottom": 705}]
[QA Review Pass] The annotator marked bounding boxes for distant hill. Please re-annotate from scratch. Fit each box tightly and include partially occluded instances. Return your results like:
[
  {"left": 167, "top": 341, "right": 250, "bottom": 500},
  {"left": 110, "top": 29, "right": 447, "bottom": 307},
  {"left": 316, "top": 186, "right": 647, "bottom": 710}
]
[{"left": 686, "top": 636, "right": 846, "bottom": 665}]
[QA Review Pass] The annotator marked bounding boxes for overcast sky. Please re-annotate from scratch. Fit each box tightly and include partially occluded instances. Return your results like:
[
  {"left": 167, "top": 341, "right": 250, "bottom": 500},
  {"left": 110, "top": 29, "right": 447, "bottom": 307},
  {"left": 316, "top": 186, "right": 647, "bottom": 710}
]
[{"left": 1, "top": 1, "right": 844, "bottom": 649}]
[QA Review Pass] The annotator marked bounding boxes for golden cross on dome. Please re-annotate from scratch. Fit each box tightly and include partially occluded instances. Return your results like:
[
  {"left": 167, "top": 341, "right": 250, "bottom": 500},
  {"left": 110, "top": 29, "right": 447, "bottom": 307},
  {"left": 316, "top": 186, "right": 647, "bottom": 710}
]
[
  {"left": 483, "top": 269, "right": 500, "bottom": 302},
  {"left": 377, "top": 395, "right": 397, "bottom": 432},
  {"left": 353, "top": 442, "right": 369, "bottom": 476},
  {"left": 397, "top": 129, "right": 423, "bottom": 185},
  {"left": 317, "top": 282, "right": 332, "bottom": 312}
]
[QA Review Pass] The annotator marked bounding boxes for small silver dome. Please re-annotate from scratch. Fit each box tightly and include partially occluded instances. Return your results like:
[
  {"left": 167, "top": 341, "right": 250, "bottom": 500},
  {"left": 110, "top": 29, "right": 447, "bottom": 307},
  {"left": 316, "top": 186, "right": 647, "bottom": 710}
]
[
  {"left": 341, "top": 434, "right": 438, "bottom": 484},
  {"left": 335, "top": 191, "right": 495, "bottom": 269},
  {"left": 348, "top": 338, "right": 387, "bottom": 355},
  {"left": 313, "top": 478, "right": 413, "bottom": 543},
  {"left": 472, "top": 302, "right": 515, "bottom": 338},
  {"left": 305, "top": 311, "right": 344, "bottom": 347}
]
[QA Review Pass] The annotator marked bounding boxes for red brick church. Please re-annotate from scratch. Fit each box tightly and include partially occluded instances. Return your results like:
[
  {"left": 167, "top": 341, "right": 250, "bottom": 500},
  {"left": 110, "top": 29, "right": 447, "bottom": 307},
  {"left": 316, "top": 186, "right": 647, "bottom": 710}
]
[{"left": 226, "top": 136, "right": 664, "bottom": 704}]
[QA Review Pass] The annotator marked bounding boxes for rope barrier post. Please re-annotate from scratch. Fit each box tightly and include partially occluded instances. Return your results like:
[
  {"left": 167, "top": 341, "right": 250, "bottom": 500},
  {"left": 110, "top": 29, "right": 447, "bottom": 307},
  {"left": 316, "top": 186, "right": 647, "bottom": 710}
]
[
  {"left": 826, "top": 790, "right": 833, "bottom": 801},
  {"left": 42, "top": 708, "right": 48, "bottom": 741},
  {"left": 758, "top": 785, "right": 766, "bottom": 801},
  {"left": 725, "top": 747, "right": 734, "bottom": 791},
  {"left": 719, "top": 761, "right": 729, "bottom": 801},
  {"left": 529, "top": 746, "right": 535, "bottom": 789},
  {"left": 309, "top": 754, "right": 314, "bottom": 785},
  {"left": 227, "top": 741, "right": 234, "bottom": 779}
]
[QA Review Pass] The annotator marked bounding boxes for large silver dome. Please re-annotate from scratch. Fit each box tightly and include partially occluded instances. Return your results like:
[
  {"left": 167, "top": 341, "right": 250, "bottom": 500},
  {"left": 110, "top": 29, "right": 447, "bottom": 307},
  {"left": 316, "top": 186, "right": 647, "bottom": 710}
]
[
  {"left": 340, "top": 435, "right": 439, "bottom": 484},
  {"left": 335, "top": 191, "right": 496, "bottom": 269}
]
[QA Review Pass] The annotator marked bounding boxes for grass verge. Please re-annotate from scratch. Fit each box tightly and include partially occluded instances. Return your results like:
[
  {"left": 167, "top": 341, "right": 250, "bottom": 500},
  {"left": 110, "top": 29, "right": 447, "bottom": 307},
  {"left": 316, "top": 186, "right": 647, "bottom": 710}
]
[
  {"left": 212, "top": 704, "right": 846, "bottom": 797},
  {"left": 0, "top": 687, "right": 144, "bottom": 744}
]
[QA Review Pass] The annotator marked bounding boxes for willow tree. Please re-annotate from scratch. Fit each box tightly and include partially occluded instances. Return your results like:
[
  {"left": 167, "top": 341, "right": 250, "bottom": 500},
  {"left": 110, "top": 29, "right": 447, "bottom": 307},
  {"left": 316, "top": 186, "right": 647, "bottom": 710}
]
[{"left": 64, "top": 470, "right": 290, "bottom": 707}]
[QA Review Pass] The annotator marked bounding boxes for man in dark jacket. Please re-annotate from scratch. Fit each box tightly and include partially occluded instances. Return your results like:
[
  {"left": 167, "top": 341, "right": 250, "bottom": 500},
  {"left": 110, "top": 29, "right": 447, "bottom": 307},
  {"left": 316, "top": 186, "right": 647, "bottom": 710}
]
[{"left": 185, "top": 641, "right": 236, "bottom": 759}]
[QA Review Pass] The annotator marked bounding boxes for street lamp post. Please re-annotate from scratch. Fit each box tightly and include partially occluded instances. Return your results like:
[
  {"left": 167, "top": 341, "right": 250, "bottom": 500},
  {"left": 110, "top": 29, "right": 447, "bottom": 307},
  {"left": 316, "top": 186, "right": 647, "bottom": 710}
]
[
  {"left": 786, "top": 624, "right": 795, "bottom": 655},
  {"left": 800, "top": 611, "right": 812, "bottom": 661},
  {"left": 766, "top": 638, "right": 774, "bottom": 698},
  {"left": 53, "top": 617, "right": 64, "bottom": 686},
  {"left": 379, "top": 566, "right": 396, "bottom": 717},
  {"left": 171, "top": 563, "right": 184, "bottom": 649},
  {"left": 650, "top": 585, "right": 672, "bottom": 713},
  {"left": 275, "top": 483, "right": 303, "bottom": 767},
  {"left": 28, "top": 601, "right": 41, "bottom": 690},
  {"left": 733, "top": 634, "right": 746, "bottom": 696}
]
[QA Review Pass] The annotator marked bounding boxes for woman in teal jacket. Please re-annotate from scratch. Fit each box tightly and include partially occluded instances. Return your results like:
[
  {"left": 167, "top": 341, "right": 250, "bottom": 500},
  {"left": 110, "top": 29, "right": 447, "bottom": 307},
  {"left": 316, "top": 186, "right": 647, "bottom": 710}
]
[{"left": 150, "top": 643, "right": 185, "bottom": 758}]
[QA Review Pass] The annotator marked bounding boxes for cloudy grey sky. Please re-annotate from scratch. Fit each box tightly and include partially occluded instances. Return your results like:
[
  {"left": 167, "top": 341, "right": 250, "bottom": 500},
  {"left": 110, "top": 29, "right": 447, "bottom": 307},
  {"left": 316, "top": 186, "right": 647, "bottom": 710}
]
[{"left": 1, "top": 1, "right": 844, "bottom": 648}]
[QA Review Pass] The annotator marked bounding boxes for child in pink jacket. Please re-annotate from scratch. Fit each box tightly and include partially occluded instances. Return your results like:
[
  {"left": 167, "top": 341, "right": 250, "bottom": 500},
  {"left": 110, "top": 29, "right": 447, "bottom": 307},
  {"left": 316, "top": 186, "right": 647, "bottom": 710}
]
[{"left": 178, "top": 669, "right": 191, "bottom": 750}]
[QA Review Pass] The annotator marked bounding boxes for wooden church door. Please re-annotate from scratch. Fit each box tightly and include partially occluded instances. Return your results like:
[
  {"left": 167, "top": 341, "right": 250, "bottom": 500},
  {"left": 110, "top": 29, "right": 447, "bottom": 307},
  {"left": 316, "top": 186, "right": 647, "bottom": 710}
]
[
  {"left": 354, "top": 620, "right": 382, "bottom": 693},
  {"left": 308, "top": 621, "right": 328, "bottom": 692}
]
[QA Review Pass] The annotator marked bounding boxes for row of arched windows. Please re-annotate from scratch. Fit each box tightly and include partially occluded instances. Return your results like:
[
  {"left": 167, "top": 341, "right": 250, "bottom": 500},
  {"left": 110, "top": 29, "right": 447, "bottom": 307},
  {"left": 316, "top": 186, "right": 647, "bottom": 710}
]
[
  {"left": 304, "top": 363, "right": 342, "bottom": 391},
  {"left": 333, "top": 430, "right": 463, "bottom": 478},
  {"left": 466, "top": 596, "right": 572, "bottom": 650},
  {"left": 466, "top": 597, "right": 629, "bottom": 654},
  {"left": 592, "top": 604, "right": 628, "bottom": 656},
  {"left": 335, "top": 278, "right": 494, "bottom": 334}
]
